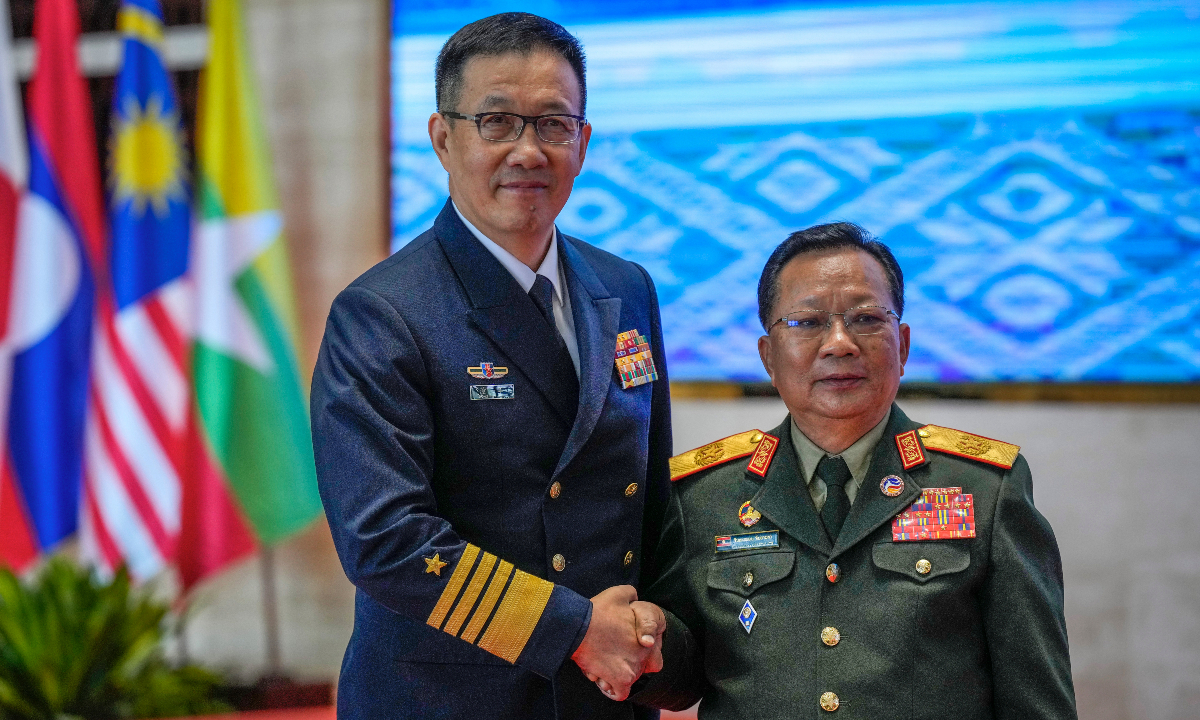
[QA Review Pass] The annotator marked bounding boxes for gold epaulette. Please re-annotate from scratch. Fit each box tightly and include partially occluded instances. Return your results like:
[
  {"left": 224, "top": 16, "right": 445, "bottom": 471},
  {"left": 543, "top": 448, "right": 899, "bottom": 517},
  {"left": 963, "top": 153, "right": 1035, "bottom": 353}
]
[
  {"left": 917, "top": 425, "right": 1020, "bottom": 469},
  {"left": 670, "top": 429, "right": 766, "bottom": 482}
]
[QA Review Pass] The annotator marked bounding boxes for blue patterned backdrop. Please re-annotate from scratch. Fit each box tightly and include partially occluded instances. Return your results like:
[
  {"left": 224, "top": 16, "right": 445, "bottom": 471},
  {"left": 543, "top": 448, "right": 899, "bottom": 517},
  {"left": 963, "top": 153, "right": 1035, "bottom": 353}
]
[{"left": 391, "top": 1, "right": 1200, "bottom": 382}]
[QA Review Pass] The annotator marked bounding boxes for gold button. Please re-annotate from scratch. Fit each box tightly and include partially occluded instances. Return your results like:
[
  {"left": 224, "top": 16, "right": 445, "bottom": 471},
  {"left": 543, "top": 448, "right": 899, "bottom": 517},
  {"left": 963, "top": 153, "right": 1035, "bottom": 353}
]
[
  {"left": 750, "top": 431, "right": 764, "bottom": 443},
  {"left": 549, "top": 482, "right": 561, "bottom": 499},
  {"left": 918, "top": 429, "right": 930, "bottom": 438},
  {"left": 552, "top": 554, "right": 566, "bottom": 572},
  {"left": 825, "top": 563, "right": 840, "bottom": 583},
  {"left": 743, "top": 571, "right": 754, "bottom": 588},
  {"left": 915, "top": 558, "right": 932, "bottom": 575},
  {"left": 624, "top": 483, "right": 638, "bottom": 497},
  {"left": 623, "top": 551, "right": 634, "bottom": 566},
  {"left": 819, "top": 691, "right": 840, "bottom": 712},
  {"left": 821, "top": 626, "right": 841, "bottom": 647}
]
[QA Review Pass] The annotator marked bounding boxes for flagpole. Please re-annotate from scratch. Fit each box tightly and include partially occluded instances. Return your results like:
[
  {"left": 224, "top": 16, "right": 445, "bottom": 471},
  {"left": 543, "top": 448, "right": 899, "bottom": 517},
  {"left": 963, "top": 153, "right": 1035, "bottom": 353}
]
[{"left": 260, "top": 544, "right": 283, "bottom": 675}]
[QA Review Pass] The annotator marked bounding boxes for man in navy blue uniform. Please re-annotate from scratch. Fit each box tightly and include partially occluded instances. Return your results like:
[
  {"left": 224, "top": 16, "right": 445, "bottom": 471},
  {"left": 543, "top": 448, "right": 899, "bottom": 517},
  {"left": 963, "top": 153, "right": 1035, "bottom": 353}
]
[{"left": 311, "top": 13, "right": 671, "bottom": 719}]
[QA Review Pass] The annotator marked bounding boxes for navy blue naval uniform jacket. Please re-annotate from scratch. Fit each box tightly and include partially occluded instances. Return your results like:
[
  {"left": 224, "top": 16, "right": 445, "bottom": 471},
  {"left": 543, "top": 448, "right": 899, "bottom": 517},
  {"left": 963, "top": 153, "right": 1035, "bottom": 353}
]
[{"left": 311, "top": 201, "right": 672, "bottom": 719}]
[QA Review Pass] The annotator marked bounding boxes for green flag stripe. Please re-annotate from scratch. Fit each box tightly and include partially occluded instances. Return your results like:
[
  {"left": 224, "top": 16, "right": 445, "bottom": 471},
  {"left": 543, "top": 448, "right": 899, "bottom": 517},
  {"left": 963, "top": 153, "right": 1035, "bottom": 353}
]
[{"left": 194, "top": 269, "right": 321, "bottom": 543}]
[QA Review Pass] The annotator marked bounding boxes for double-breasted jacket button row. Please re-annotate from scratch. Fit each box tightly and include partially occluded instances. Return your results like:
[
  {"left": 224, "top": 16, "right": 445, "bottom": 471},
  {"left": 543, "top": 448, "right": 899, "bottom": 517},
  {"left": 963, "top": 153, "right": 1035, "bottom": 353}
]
[
  {"left": 548, "top": 482, "right": 638, "bottom": 572},
  {"left": 548, "top": 482, "right": 638, "bottom": 499}
]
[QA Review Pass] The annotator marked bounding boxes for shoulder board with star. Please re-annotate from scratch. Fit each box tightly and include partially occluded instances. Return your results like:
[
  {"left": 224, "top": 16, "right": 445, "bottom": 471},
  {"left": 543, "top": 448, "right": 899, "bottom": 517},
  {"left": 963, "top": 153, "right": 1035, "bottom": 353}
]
[
  {"left": 914, "top": 424, "right": 1020, "bottom": 469},
  {"left": 670, "top": 429, "right": 779, "bottom": 481}
]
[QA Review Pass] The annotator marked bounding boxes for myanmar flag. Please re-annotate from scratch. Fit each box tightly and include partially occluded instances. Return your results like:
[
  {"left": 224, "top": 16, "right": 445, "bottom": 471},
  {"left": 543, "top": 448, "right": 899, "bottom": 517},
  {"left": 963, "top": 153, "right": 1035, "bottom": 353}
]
[{"left": 182, "top": 0, "right": 321, "bottom": 589}]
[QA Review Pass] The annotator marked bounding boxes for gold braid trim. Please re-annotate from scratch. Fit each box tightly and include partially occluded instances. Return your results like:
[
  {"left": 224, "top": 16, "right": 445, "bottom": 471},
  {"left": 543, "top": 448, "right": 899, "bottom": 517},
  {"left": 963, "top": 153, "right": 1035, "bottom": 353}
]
[
  {"left": 427, "top": 544, "right": 480, "bottom": 630},
  {"left": 444, "top": 552, "right": 497, "bottom": 636},
  {"left": 461, "top": 560, "right": 514, "bottom": 644},
  {"left": 476, "top": 569, "right": 555, "bottom": 663}
]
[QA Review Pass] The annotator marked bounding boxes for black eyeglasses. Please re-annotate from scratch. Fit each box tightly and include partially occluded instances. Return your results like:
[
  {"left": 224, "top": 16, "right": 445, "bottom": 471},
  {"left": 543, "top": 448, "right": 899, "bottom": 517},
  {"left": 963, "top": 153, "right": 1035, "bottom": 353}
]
[
  {"left": 442, "top": 111, "right": 586, "bottom": 144},
  {"left": 769, "top": 306, "right": 900, "bottom": 339}
]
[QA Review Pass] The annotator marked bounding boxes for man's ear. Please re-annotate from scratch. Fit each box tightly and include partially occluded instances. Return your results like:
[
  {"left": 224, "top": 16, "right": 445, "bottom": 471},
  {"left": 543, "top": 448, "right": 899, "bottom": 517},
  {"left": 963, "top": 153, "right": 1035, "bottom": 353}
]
[
  {"left": 758, "top": 334, "right": 777, "bottom": 388},
  {"left": 575, "top": 121, "right": 592, "bottom": 168},
  {"left": 429, "top": 112, "right": 452, "bottom": 172},
  {"left": 898, "top": 322, "right": 911, "bottom": 375}
]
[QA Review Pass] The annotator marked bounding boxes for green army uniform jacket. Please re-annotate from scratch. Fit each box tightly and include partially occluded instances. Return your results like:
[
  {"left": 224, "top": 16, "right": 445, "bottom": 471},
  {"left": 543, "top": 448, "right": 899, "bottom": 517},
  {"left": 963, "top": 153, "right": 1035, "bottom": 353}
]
[{"left": 634, "top": 405, "right": 1077, "bottom": 720}]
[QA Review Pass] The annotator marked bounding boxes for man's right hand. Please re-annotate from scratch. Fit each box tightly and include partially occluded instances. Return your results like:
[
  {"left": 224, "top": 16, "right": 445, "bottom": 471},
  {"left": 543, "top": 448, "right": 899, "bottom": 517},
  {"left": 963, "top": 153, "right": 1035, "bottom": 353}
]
[{"left": 570, "top": 585, "right": 664, "bottom": 701}]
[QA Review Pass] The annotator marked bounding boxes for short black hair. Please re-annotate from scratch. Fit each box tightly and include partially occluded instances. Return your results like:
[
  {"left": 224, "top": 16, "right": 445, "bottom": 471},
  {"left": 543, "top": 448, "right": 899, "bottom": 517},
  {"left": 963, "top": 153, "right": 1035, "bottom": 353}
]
[
  {"left": 757, "top": 222, "right": 905, "bottom": 330},
  {"left": 435, "top": 13, "right": 587, "bottom": 116}
]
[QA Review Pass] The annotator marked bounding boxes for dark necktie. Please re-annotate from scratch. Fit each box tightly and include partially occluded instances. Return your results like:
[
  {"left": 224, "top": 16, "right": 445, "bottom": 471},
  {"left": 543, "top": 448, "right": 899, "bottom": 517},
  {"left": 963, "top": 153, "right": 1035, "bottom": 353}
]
[
  {"left": 529, "top": 274, "right": 566, "bottom": 348},
  {"left": 817, "top": 455, "right": 852, "bottom": 541}
]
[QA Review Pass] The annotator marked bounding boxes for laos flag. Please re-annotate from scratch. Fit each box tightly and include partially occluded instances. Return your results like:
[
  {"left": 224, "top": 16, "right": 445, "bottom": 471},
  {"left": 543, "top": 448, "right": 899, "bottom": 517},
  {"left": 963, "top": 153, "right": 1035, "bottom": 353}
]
[{"left": 0, "top": 0, "right": 105, "bottom": 570}]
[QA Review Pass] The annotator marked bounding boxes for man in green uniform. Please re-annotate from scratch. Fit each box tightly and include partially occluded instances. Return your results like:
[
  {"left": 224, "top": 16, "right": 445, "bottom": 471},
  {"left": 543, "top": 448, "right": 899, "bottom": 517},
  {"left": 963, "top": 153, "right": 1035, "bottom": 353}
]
[{"left": 622, "top": 222, "right": 1077, "bottom": 718}]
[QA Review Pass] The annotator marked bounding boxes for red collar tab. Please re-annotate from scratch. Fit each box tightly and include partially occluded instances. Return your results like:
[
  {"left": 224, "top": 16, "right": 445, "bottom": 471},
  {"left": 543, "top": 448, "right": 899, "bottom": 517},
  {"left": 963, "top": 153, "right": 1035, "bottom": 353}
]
[
  {"left": 894, "top": 429, "right": 928, "bottom": 470},
  {"left": 746, "top": 433, "right": 780, "bottom": 477}
]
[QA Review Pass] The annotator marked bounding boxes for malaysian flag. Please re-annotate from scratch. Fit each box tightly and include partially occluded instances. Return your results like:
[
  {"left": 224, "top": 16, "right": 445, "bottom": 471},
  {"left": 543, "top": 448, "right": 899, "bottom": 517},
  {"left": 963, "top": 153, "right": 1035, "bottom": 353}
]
[{"left": 78, "top": 0, "right": 193, "bottom": 580}]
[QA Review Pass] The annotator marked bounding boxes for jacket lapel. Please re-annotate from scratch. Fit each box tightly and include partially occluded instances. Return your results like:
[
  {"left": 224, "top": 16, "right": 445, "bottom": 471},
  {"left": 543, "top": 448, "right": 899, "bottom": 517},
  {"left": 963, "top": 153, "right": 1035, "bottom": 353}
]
[
  {"left": 434, "top": 202, "right": 578, "bottom": 425},
  {"left": 750, "top": 418, "right": 833, "bottom": 556},
  {"left": 829, "top": 404, "right": 927, "bottom": 557},
  {"left": 554, "top": 234, "right": 621, "bottom": 477}
]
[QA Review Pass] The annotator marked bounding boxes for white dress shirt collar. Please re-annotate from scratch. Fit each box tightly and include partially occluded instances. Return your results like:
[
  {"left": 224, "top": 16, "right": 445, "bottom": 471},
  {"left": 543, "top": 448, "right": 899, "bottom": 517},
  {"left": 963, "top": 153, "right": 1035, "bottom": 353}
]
[
  {"left": 452, "top": 202, "right": 580, "bottom": 377},
  {"left": 453, "top": 203, "right": 564, "bottom": 304}
]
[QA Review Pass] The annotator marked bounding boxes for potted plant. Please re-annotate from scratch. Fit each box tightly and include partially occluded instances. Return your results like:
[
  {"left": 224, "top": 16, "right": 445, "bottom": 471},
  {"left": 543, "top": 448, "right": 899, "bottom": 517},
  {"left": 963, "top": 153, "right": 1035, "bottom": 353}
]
[{"left": 0, "top": 558, "right": 230, "bottom": 719}]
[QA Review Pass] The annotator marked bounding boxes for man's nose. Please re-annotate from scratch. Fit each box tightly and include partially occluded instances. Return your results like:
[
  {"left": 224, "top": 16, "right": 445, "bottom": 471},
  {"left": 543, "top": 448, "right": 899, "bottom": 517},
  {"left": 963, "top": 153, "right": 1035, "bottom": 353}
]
[
  {"left": 506, "top": 125, "right": 549, "bottom": 168},
  {"left": 818, "top": 316, "right": 860, "bottom": 357}
]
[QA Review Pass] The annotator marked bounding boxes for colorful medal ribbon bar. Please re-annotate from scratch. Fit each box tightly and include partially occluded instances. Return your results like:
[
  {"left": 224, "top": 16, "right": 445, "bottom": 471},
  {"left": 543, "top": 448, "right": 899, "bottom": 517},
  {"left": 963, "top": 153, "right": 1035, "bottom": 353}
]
[
  {"left": 892, "top": 487, "right": 975, "bottom": 541},
  {"left": 614, "top": 329, "right": 659, "bottom": 389}
]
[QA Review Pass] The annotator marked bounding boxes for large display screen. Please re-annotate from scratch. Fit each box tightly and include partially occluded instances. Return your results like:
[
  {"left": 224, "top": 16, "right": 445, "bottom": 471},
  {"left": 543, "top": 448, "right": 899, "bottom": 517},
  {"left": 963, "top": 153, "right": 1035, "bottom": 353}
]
[{"left": 391, "top": 1, "right": 1200, "bottom": 382}]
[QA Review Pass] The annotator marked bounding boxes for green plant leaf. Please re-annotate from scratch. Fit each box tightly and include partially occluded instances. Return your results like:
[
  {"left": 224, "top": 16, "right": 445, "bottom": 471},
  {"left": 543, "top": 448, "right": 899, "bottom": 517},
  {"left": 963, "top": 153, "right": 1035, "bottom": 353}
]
[{"left": 0, "top": 558, "right": 229, "bottom": 719}]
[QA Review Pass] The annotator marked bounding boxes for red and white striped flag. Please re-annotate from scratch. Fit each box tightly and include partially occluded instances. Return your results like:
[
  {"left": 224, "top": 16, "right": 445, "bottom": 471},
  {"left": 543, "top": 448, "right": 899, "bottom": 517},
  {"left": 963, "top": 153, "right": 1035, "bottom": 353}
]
[{"left": 78, "top": 0, "right": 196, "bottom": 580}]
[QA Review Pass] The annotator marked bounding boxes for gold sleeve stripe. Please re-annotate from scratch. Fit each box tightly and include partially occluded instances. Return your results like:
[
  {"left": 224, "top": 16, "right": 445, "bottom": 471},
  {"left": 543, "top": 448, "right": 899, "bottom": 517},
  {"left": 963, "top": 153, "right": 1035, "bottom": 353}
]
[
  {"left": 444, "top": 552, "right": 497, "bottom": 637},
  {"left": 476, "top": 569, "right": 555, "bottom": 663},
  {"left": 427, "top": 544, "right": 480, "bottom": 630},
  {"left": 461, "top": 559, "right": 514, "bottom": 644},
  {"left": 670, "top": 429, "right": 765, "bottom": 481},
  {"left": 919, "top": 425, "right": 1020, "bottom": 469}
]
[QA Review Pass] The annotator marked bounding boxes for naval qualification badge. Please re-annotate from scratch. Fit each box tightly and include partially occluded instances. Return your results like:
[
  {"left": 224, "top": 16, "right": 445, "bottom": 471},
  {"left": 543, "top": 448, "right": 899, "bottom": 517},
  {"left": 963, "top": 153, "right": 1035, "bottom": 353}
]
[
  {"left": 467, "top": 362, "right": 508, "bottom": 379},
  {"left": 614, "top": 329, "right": 658, "bottom": 389}
]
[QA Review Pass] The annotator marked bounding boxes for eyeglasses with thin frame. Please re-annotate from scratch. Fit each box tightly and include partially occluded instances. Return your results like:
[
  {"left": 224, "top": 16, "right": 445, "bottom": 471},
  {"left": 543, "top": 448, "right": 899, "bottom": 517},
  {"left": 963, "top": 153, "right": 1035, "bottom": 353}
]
[
  {"left": 769, "top": 306, "right": 900, "bottom": 339},
  {"left": 442, "top": 111, "right": 586, "bottom": 144}
]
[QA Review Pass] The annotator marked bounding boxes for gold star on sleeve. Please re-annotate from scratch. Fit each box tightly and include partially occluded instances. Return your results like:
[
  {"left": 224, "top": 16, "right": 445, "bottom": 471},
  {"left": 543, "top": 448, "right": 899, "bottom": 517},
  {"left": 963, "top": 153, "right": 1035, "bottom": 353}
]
[{"left": 424, "top": 553, "right": 448, "bottom": 576}]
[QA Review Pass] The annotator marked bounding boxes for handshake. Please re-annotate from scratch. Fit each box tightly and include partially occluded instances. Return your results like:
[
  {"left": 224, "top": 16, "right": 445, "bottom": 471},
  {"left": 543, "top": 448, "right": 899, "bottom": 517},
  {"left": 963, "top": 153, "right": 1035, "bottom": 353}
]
[{"left": 571, "top": 585, "right": 666, "bottom": 701}]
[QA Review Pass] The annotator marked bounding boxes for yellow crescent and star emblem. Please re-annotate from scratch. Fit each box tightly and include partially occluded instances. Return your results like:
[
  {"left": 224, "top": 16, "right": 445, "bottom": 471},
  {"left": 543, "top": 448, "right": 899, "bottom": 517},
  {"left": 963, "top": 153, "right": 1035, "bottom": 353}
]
[{"left": 424, "top": 553, "right": 448, "bottom": 576}]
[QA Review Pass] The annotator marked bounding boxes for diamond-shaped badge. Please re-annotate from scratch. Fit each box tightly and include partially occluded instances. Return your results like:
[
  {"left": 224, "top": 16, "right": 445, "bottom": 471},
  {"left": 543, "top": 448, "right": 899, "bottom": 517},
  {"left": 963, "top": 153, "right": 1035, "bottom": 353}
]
[{"left": 739, "top": 599, "right": 757, "bottom": 634}]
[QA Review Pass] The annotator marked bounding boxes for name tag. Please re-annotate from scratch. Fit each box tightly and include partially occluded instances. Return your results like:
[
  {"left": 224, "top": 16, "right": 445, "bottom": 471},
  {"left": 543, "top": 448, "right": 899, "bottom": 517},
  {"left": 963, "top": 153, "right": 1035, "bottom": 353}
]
[
  {"left": 715, "top": 531, "right": 779, "bottom": 553},
  {"left": 470, "top": 384, "right": 514, "bottom": 400}
]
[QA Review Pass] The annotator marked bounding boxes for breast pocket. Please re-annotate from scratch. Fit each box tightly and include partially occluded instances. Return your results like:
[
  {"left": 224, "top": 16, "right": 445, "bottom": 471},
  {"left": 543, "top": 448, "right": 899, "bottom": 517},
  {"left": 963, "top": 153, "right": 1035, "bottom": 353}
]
[
  {"left": 706, "top": 550, "right": 795, "bottom": 597},
  {"left": 872, "top": 541, "right": 970, "bottom": 583}
]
